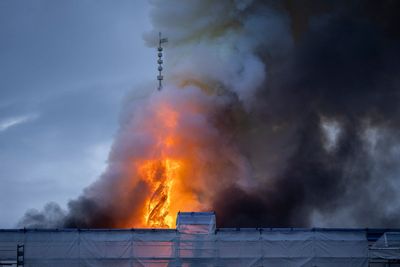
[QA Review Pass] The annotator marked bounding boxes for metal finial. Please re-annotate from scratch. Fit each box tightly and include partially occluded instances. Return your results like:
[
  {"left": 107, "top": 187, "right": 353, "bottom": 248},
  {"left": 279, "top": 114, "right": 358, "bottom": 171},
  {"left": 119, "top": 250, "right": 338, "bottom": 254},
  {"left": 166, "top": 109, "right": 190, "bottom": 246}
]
[{"left": 157, "top": 32, "right": 168, "bottom": 90}]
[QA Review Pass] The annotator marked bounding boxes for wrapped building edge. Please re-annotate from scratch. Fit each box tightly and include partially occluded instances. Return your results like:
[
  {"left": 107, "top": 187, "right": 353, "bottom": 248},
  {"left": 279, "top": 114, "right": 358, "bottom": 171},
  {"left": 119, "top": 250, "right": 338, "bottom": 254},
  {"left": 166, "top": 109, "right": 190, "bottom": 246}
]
[{"left": 0, "top": 212, "right": 399, "bottom": 267}]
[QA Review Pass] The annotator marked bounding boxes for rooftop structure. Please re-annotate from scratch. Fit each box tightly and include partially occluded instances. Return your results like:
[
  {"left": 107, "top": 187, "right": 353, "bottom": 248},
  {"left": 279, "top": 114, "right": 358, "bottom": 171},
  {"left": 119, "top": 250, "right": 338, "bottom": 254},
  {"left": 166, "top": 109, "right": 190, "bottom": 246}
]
[{"left": 176, "top": 211, "right": 216, "bottom": 234}]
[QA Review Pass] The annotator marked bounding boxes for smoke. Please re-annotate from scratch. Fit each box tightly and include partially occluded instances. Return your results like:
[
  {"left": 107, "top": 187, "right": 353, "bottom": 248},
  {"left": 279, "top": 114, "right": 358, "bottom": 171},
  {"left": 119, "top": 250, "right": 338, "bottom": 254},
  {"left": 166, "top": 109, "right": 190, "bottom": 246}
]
[
  {"left": 212, "top": 0, "right": 400, "bottom": 227},
  {"left": 19, "top": 0, "right": 400, "bottom": 228}
]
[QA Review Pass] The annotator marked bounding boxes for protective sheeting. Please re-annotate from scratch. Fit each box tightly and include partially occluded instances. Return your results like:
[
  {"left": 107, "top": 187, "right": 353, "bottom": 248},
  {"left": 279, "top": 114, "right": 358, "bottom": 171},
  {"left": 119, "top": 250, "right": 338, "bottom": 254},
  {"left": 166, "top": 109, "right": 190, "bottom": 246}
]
[
  {"left": 0, "top": 228, "right": 368, "bottom": 267},
  {"left": 370, "top": 232, "right": 400, "bottom": 260}
]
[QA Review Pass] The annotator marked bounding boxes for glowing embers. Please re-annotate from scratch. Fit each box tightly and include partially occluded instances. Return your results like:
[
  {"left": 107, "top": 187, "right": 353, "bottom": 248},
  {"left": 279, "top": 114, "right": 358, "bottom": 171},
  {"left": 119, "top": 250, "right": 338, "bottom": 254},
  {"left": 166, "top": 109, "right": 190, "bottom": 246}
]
[{"left": 139, "top": 158, "right": 182, "bottom": 228}]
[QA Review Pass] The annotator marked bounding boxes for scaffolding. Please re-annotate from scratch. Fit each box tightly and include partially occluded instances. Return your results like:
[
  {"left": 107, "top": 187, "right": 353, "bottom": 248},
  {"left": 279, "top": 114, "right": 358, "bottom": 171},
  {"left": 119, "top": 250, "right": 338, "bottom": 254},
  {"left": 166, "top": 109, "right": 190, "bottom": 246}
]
[
  {"left": 0, "top": 244, "right": 24, "bottom": 267},
  {"left": 369, "top": 232, "right": 400, "bottom": 267},
  {"left": 0, "top": 228, "right": 369, "bottom": 267},
  {"left": 0, "top": 212, "right": 399, "bottom": 267}
]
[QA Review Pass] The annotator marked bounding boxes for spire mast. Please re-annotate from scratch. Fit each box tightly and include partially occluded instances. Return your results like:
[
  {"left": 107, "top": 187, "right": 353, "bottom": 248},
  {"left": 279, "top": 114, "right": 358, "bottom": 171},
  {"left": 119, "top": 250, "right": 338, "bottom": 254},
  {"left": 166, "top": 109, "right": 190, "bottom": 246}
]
[{"left": 157, "top": 32, "right": 168, "bottom": 90}]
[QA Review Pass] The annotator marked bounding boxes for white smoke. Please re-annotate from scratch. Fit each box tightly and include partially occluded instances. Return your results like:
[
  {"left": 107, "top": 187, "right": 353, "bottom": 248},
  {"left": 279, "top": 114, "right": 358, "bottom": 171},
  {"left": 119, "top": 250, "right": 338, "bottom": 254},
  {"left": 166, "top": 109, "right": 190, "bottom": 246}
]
[{"left": 144, "top": 0, "right": 292, "bottom": 106}]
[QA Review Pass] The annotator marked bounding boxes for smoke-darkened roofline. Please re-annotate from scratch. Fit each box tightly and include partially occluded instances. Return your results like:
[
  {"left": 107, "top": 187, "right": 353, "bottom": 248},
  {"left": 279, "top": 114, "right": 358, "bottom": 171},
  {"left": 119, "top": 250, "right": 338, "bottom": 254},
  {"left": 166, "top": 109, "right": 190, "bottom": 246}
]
[{"left": 1, "top": 228, "right": 399, "bottom": 242}]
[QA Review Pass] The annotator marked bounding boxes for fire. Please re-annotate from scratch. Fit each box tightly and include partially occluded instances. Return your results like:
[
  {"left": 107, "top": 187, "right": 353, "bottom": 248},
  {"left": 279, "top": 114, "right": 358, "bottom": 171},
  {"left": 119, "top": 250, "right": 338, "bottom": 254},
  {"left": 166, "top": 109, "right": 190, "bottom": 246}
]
[
  {"left": 133, "top": 100, "right": 197, "bottom": 228},
  {"left": 119, "top": 90, "right": 212, "bottom": 229},
  {"left": 139, "top": 158, "right": 181, "bottom": 228}
]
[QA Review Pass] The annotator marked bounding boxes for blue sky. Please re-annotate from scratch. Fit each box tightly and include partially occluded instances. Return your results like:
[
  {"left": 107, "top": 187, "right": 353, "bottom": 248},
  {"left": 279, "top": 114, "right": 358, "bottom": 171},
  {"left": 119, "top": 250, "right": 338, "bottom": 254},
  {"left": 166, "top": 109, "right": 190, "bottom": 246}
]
[{"left": 0, "top": 0, "right": 154, "bottom": 227}]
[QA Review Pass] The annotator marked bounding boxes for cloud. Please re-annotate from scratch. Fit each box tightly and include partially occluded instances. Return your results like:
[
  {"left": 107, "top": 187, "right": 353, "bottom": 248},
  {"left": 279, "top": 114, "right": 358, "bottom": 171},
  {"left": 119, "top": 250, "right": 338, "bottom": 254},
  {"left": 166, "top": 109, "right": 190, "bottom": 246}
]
[{"left": 0, "top": 114, "right": 39, "bottom": 132}]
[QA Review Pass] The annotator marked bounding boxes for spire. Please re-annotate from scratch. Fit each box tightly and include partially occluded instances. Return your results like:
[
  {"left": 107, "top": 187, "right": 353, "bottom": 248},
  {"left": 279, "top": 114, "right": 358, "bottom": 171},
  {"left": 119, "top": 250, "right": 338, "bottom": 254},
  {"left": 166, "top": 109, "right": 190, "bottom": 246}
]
[{"left": 157, "top": 32, "right": 168, "bottom": 91}]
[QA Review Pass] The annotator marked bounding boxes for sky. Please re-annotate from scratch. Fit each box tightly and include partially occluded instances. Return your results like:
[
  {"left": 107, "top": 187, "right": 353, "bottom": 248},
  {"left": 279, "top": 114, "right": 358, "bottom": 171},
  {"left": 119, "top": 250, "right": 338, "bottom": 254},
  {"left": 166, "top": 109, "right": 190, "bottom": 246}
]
[{"left": 0, "top": 0, "right": 154, "bottom": 227}]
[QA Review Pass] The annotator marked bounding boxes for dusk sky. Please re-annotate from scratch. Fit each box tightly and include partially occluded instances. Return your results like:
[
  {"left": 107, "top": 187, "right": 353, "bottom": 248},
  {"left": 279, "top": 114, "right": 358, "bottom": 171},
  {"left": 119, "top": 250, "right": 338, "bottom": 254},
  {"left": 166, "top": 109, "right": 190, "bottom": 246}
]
[{"left": 0, "top": 0, "right": 154, "bottom": 227}]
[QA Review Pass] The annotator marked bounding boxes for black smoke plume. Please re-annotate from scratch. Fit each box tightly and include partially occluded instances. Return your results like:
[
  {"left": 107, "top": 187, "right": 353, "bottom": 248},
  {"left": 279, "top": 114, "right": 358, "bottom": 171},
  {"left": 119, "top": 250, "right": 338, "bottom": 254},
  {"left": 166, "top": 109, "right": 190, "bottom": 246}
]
[{"left": 214, "top": 0, "right": 400, "bottom": 227}]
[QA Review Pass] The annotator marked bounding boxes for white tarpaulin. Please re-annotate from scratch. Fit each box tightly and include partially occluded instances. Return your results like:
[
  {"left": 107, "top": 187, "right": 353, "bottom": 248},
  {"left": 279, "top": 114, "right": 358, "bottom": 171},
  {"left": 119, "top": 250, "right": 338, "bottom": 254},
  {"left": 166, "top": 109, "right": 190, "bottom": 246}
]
[{"left": 0, "top": 228, "right": 369, "bottom": 267}]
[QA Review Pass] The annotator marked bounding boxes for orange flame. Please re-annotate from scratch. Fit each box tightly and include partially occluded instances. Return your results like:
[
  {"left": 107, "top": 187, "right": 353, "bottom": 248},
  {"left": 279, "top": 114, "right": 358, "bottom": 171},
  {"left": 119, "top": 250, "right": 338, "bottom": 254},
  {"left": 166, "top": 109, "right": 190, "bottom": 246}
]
[
  {"left": 131, "top": 100, "right": 201, "bottom": 228},
  {"left": 139, "top": 158, "right": 181, "bottom": 228},
  {"left": 115, "top": 90, "right": 218, "bottom": 229}
]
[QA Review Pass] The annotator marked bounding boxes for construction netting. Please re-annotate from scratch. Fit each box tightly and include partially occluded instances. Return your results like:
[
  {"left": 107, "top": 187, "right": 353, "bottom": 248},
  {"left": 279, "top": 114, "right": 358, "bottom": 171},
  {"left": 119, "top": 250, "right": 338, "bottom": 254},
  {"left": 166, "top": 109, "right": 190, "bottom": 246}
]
[
  {"left": 369, "top": 232, "right": 400, "bottom": 260},
  {"left": 0, "top": 228, "right": 368, "bottom": 267}
]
